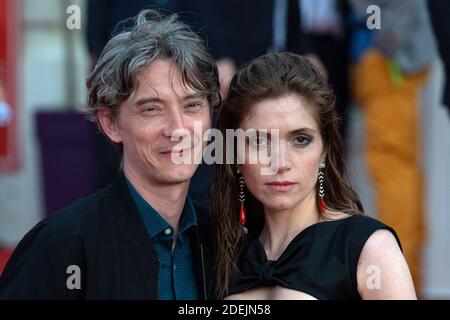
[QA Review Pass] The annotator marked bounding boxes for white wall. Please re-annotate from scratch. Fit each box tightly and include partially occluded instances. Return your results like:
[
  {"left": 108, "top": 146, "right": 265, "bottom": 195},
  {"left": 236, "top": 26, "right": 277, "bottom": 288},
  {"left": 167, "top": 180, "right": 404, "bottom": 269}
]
[
  {"left": 0, "top": 0, "right": 88, "bottom": 245},
  {"left": 421, "top": 59, "right": 450, "bottom": 298}
]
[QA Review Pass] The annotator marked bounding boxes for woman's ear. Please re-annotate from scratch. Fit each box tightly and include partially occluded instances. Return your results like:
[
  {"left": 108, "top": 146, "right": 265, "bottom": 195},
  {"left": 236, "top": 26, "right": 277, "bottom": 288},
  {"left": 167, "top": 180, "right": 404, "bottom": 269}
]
[
  {"left": 319, "top": 150, "right": 327, "bottom": 169},
  {"left": 97, "top": 107, "right": 122, "bottom": 144},
  {"left": 320, "top": 148, "right": 327, "bottom": 163}
]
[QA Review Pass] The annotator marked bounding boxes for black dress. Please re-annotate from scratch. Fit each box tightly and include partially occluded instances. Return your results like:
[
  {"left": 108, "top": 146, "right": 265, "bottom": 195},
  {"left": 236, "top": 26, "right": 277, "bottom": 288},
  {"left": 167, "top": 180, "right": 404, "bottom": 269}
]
[{"left": 228, "top": 215, "right": 401, "bottom": 300}]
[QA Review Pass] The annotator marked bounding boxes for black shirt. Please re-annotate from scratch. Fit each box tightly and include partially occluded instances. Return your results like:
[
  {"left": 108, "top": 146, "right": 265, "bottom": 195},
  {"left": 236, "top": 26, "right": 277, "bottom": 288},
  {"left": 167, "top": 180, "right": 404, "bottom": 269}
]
[
  {"left": 0, "top": 173, "right": 212, "bottom": 299},
  {"left": 228, "top": 215, "right": 401, "bottom": 300}
]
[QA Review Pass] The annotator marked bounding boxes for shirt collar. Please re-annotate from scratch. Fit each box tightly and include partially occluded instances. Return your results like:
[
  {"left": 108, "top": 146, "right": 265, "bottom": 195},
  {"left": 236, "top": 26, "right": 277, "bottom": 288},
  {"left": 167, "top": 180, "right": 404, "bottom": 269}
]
[
  {"left": 179, "top": 195, "right": 197, "bottom": 234},
  {"left": 125, "top": 175, "right": 197, "bottom": 239}
]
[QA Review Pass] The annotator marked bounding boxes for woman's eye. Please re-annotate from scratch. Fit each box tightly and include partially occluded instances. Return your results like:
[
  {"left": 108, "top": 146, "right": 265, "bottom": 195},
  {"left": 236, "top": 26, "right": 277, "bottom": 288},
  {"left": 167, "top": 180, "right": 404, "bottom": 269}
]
[
  {"left": 249, "top": 136, "right": 269, "bottom": 147},
  {"left": 294, "top": 136, "right": 311, "bottom": 145}
]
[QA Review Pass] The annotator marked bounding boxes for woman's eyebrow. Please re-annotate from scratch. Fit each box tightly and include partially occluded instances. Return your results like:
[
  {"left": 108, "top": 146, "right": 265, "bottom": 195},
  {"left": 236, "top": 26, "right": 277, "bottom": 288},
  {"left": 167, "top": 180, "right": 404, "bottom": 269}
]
[
  {"left": 289, "top": 127, "right": 317, "bottom": 135},
  {"left": 252, "top": 127, "right": 317, "bottom": 137}
]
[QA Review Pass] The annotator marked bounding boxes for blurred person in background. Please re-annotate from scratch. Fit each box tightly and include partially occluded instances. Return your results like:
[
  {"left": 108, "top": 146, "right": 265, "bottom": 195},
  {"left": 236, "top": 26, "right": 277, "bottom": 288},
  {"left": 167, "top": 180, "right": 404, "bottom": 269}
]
[
  {"left": 349, "top": 0, "right": 437, "bottom": 293},
  {"left": 86, "top": 0, "right": 177, "bottom": 65},
  {"left": 427, "top": 0, "right": 450, "bottom": 116},
  {"left": 177, "top": 0, "right": 274, "bottom": 98}
]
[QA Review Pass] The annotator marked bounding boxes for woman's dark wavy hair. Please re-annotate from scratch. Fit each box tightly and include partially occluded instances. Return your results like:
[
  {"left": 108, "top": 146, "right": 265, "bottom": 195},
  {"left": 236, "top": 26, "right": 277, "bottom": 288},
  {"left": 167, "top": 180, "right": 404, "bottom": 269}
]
[{"left": 210, "top": 52, "right": 364, "bottom": 299}]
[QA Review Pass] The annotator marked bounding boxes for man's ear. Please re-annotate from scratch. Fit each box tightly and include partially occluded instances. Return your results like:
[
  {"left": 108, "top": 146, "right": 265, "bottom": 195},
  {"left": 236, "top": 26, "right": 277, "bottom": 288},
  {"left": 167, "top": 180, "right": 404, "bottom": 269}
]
[{"left": 97, "top": 107, "right": 122, "bottom": 144}]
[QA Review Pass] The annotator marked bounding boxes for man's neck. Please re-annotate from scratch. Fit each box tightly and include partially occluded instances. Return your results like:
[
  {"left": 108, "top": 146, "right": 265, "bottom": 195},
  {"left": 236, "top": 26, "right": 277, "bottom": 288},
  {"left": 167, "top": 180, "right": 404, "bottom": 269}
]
[{"left": 124, "top": 166, "right": 190, "bottom": 232}]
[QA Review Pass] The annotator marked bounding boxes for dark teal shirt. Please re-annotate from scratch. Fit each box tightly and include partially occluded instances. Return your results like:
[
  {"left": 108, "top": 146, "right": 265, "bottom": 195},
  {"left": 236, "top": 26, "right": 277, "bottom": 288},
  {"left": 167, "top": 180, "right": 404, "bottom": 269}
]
[{"left": 125, "top": 177, "right": 199, "bottom": 300}]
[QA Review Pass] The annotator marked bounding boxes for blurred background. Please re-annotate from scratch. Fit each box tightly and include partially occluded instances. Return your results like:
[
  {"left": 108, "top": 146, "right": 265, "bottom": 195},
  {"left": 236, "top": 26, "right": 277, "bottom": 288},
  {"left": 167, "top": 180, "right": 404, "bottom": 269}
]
[{"left": 0, "top": 0, "right": 449, "bottom": 299}]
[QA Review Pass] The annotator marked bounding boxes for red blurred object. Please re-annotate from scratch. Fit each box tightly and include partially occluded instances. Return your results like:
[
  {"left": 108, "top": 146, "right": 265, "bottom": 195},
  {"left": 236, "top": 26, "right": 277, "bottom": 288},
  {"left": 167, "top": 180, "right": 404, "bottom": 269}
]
[
  {"left": 319, "top": 198, "right": 327, "bottom": 214},
  {"left": 0, "top": 247, "right": 14, "bottom": 275},
  {"left": 239, "top": 203, "right": 246, "bottom": 226},
  {"left": 0, "top": 0, "right": 19, "bottom": 171}
]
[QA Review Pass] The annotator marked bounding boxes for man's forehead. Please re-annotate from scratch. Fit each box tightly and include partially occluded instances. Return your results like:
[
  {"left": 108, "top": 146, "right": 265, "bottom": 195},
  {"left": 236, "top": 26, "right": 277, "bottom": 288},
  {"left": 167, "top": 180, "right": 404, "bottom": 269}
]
[
  {"left": 132, "top": 61, "right": 203, "bottom": 101},
  {"left": 132, "top": 84, "right": 204, "bottom": 101}
]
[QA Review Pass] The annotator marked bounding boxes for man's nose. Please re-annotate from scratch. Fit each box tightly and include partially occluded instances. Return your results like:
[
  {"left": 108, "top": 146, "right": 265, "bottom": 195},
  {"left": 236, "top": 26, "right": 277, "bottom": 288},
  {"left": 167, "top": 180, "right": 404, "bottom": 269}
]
[{"left": 162, "top": 109, "right": 188, "bottom": 140}]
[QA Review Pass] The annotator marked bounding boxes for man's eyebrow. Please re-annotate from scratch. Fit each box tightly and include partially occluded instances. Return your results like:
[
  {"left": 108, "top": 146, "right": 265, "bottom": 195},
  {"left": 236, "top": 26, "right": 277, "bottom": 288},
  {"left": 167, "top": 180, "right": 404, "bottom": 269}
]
[
  {"left": 135, "top": 97, "right": 162, "bottom": 107},
  {"left": 182, "top": 93, "right": 207, "bottom": 101},
  {"left": 134, "top": 93, "right": 206, "bottom": 107}
]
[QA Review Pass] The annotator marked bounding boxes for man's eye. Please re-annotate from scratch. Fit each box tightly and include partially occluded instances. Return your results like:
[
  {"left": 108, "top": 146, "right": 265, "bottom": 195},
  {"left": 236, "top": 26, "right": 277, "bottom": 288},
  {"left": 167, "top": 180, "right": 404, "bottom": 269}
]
[
  {"left": 185, "top": 102, "right": 203, "bottom": 109},
  {"left": 144, "top": 106, "right": 158, "bottom": 112}
]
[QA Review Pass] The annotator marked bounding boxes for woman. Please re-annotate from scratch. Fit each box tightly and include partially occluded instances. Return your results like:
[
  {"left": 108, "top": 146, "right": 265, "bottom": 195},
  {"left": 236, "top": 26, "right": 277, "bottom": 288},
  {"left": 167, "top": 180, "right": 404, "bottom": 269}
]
[{"left": 210, "top": 52, "right": 416, "bottom": 300}]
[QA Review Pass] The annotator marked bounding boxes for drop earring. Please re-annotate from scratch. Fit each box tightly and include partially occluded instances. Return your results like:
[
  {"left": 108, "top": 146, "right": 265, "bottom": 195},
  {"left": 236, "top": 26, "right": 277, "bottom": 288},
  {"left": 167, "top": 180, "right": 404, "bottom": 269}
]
[
  {"left": 319, "top": 160, "right": 327, "bottom": 213},
  {"left": 237, "top": 167, "right": 247, "bottom": 227}
]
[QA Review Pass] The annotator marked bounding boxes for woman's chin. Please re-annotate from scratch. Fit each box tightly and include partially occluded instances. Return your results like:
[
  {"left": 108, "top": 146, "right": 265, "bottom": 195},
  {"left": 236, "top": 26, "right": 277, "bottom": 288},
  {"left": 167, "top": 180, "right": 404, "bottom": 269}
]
[{"left": 263, "top": 200, "right": 297, "bottom": 212}]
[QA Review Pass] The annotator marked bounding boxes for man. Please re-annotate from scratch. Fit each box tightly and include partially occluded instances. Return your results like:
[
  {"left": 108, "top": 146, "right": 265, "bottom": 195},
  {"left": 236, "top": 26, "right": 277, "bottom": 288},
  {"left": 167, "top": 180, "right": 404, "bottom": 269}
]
[{"left": 0, "top": 9, "right": 220, "bottom": 299}]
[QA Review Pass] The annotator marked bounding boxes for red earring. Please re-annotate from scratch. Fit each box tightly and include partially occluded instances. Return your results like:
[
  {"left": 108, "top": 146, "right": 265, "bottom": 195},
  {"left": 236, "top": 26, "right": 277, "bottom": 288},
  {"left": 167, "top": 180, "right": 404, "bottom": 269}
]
[
  {"left": 319, "top": 161, "right": 327, "bottom": 213},
  {"left": 238, "top": 175, "right": 246, "bottom": 225},
  {"left": 237, "top": 167, "right": 247, "bottom": 229}
]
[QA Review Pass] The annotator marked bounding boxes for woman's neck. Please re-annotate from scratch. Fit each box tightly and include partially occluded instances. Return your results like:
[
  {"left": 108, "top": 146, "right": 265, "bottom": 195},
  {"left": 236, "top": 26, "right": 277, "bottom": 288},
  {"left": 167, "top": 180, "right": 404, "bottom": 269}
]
[{"left": 259, "top": 193, "right": 320, "bottom": 261}]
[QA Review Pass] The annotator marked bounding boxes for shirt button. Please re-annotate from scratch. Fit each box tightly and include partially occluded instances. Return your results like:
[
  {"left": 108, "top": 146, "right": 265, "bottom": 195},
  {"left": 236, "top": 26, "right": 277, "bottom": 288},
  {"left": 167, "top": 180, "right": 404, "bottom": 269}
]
[
  {"left": 173, "top": 264, "right": 177, "bottom": 271},
  {"left": 164, "top": 228, "right": 172, "bottom": 236}
]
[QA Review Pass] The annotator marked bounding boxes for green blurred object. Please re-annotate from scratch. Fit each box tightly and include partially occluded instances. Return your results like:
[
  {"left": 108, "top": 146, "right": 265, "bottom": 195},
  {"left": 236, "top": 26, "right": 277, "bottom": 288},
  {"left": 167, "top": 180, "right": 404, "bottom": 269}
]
[{"left": 388, "top": 59, "right": 405, "bottom": 86}]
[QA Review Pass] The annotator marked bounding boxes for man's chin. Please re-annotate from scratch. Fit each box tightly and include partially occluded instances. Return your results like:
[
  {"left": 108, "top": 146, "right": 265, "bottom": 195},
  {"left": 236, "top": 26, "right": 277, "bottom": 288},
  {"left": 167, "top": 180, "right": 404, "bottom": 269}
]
[{"left": 158, "top": 164, "right": 198, "bottom": 184}]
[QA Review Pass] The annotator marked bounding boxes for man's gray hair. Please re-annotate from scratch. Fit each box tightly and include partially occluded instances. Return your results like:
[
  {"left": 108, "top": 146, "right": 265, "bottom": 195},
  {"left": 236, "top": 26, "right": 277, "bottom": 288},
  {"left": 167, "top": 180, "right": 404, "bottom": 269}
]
[{"left": 86, "top": 9, "right": 220, "bottom": 153}]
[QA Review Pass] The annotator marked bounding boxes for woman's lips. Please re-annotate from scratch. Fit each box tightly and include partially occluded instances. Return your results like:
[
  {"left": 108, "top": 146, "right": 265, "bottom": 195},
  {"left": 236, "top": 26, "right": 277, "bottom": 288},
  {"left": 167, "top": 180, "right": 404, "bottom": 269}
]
[{"left": 265, "top": 181, "right": 297, "bottom": 192}]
